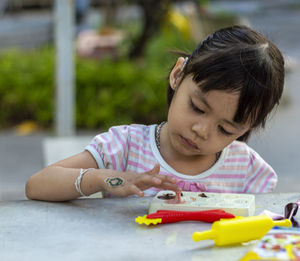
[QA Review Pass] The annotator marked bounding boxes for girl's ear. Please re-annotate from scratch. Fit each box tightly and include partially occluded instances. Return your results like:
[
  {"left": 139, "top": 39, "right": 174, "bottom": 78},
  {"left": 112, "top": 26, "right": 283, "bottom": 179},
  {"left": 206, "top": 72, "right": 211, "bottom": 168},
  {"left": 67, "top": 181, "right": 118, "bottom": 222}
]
[{"left": 169, "top": 57, "right": 186, "bottom": 90}]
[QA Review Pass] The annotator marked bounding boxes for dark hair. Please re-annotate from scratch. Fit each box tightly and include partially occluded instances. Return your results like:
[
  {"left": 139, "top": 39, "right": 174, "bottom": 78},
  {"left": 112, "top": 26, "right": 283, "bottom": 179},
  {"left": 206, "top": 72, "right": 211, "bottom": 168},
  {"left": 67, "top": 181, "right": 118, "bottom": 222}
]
[{"left": 167, "top": 25, "right": 285, "bottom": 141}]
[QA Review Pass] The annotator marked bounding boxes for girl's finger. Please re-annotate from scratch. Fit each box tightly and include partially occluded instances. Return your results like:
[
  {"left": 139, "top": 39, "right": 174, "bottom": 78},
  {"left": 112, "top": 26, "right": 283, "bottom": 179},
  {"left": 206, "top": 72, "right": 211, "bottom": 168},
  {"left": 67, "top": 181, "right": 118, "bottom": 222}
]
[
  {"left": 157, "top": 174, "right": 178, "bottom": 184},
  {"left": 156, "top": 182, "right": 181, "bottom": 193},
  {"left": 129, "top": 184, "right": 144, "bottom": 197},
  {"left": 138, "top": 173, "right": 177, "bottom": 189},
  {"left": 137, "top": 174, "right": 162, "bottom": 187},
  {"left": 146, "top": 164, "right": 160, "bottom": 175},
  {"left": 137, "top": 174, "right": 180, "bottom": 192}
]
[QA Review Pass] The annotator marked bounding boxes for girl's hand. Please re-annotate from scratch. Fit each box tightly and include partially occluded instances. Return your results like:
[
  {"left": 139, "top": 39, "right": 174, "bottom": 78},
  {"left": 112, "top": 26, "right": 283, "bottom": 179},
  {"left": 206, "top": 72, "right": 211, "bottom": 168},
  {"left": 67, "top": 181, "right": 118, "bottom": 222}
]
[{"left": 101, "top": 164, "right": 180, "bottom": 197}]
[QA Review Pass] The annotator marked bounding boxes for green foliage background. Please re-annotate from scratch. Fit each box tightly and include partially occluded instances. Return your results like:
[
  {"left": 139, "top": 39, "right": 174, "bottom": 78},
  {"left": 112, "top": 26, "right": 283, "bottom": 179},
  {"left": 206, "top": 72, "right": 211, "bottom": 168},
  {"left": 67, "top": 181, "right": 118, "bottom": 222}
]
[{"left": 0, "top": 29, "right": 195, "bottom": 131}]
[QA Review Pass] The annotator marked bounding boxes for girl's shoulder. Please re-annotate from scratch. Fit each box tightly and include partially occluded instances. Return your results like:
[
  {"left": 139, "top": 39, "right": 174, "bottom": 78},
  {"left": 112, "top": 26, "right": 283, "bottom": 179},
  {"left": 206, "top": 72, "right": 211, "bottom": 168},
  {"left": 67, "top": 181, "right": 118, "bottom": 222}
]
[
  {"left": 226, "top": 142, "right": 277, "bottom": 193},
  {"left": 96, "top": 123, "right": 150, "bottom": 135},
  {"left": 225, "top": 140, "right": 268, "bottom": 164},
  {"left": 108, "top": 123, "right": 152, "bottom": 138},
  {"left": 95, "top": 123, "right": 153, "bottom": 145},
  {"left": 226, "top": 140, "right": 256, "bottom": 157}
]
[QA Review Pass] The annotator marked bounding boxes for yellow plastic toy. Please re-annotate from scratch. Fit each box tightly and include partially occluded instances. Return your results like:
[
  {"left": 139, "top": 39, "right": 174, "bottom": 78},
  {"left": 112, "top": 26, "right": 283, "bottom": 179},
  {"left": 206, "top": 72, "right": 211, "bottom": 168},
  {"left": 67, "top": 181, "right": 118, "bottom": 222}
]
[
  {"left": 135, "top": 215, "right": 162, "bottom": 226},
  {"left": 192, "top": 215, "right": 292, "bottom": 246}
]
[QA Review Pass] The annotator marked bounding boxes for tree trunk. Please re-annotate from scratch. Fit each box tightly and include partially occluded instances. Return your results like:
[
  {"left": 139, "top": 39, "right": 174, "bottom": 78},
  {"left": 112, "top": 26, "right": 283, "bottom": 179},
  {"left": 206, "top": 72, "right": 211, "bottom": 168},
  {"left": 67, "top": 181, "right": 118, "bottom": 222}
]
[{"left": 129, "top": 0, "right": 171, "bottom": 59}]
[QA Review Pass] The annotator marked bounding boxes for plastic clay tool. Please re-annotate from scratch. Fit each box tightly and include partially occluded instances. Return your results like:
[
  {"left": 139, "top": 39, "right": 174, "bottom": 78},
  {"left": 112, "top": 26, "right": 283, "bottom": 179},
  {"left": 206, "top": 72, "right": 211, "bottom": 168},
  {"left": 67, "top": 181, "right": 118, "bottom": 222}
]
[
  {"left": 192, "top": 215, "right": 292, "bottom": 246},
  {"left": 135, "top": 209, "right": 235, "bottom": 226}
]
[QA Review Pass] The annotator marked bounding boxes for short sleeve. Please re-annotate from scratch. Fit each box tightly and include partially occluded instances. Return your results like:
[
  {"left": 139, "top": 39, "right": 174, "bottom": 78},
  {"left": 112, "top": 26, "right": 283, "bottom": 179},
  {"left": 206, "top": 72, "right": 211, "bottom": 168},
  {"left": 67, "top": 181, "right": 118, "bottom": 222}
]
[
  {"left": 243, "top": 149, "right": 278, "bottom": 193},
  {"left": 85, "top": 125, "right": 130, "bottom": 171}
]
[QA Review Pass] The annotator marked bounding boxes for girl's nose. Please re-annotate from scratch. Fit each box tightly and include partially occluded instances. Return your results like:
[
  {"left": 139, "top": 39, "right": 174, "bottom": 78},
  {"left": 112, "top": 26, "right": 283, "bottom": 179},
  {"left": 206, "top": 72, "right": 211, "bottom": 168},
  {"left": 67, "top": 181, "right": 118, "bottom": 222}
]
[{"left": 192, "top": 121, "right": 210, "bottom": 140}]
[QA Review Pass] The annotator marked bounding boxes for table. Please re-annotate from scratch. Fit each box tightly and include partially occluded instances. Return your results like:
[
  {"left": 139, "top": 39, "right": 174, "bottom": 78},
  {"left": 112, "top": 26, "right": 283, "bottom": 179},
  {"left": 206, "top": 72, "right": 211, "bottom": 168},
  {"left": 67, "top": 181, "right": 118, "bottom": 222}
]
[{"left": 0, "top": 193, "right": 299, "bottom": 261}]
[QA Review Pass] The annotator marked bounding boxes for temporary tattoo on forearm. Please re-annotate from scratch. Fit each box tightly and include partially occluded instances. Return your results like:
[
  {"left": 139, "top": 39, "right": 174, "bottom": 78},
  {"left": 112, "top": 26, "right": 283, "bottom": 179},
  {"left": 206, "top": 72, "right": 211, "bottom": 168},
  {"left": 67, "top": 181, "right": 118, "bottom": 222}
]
[{"left": 105, "top": 177, "right": 124, "bottom": 187}]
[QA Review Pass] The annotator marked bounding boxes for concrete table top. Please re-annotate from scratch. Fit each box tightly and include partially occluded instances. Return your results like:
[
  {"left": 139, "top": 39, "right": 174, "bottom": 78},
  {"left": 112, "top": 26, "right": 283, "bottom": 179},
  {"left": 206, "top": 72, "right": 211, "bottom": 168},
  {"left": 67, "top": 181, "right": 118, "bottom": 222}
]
[{"left": 0, "top": 193, "right": 299, "bottom": 261}]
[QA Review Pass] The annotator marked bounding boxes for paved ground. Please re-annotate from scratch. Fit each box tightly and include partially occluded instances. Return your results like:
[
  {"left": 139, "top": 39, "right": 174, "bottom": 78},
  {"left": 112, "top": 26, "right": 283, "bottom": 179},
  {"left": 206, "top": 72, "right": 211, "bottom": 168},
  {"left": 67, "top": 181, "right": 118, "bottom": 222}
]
[{"left": 0, "top": 0, "right": 300, "bottom": 200}]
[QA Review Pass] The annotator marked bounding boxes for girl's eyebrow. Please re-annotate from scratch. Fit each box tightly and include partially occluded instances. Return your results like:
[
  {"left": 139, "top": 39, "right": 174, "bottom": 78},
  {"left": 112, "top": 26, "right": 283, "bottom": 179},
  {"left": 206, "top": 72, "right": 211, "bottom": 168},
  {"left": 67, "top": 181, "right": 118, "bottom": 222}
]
[{"left": 194, "top": 89, "right": 240, "bottom": 129}]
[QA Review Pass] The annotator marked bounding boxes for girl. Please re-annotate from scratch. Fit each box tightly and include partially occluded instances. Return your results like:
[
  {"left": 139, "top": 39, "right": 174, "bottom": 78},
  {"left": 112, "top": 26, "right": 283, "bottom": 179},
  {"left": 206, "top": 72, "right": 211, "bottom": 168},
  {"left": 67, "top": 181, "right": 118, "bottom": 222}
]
[{"left": 26, "top": 25, "right": 285, "bottom": 201}]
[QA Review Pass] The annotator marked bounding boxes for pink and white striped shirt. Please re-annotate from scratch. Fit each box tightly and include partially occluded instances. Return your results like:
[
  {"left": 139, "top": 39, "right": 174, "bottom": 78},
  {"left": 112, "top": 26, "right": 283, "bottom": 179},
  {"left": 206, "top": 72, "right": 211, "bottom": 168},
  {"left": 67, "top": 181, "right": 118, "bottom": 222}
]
[{"left": 85, "top": 124, "right": 277, "bottom": 196}]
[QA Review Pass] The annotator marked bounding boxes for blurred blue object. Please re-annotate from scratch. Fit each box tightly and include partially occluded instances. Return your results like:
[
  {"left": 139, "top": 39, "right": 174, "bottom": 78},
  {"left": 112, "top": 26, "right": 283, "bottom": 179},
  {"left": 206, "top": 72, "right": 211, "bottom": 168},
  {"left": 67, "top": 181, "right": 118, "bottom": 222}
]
[
  {"left": 76, "top": 0, "right": 90, "bottom": 23},
  {"left": 0, "top": 0, "right": 8, "bottom": 17},
  {"left": 75, "top": 0, "right": 90, "bottom": 33}
]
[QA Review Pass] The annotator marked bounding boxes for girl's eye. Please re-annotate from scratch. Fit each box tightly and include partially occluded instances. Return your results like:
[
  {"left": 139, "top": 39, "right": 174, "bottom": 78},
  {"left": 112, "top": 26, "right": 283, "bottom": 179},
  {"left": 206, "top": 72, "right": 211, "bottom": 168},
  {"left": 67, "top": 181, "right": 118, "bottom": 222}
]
[
  {"left": 190, "top": 100, "right": 204, "bottom": 114},
  {"left": 219, "top": 126, "right": 233, "bottom": 136}
]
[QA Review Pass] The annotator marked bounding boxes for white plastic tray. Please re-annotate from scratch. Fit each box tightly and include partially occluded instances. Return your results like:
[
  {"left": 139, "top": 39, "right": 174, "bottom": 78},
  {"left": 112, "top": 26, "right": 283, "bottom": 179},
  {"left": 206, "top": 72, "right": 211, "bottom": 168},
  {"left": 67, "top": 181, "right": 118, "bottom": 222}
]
[{"left": 149, "top": 190, "right": 255, "bottom": 216}]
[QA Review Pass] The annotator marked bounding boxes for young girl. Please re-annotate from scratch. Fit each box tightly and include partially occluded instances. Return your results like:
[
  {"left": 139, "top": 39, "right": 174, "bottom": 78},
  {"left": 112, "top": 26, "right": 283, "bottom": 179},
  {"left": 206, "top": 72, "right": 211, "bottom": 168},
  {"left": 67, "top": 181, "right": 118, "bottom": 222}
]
[{"left": 26, "top": 25, "right": 285, "bottom": 201}]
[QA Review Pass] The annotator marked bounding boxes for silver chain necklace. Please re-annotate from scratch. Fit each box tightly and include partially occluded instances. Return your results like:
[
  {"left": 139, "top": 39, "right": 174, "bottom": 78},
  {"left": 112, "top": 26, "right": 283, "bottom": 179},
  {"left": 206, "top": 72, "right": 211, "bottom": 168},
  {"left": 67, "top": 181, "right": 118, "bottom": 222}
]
[{"left": 155, "top": 122, "right": 166, "bottom": 151}]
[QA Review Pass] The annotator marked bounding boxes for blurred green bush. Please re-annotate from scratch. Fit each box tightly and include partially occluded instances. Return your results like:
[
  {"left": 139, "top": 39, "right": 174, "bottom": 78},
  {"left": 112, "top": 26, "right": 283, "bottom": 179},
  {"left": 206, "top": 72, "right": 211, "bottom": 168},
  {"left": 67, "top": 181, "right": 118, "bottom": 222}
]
[
  {"left": 0, "top": 47, "right": 54, "bottom": 129},
  {"left": 0, "top": 29, "right": 195, "bottom": 131}
]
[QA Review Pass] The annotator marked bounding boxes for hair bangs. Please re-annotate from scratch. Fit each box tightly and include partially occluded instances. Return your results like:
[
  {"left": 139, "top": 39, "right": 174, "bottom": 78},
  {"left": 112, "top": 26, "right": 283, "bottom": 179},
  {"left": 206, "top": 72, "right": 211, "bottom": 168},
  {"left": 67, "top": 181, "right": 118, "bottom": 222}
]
[{"left": 185, "top": 45, "right": 280, "bottom": 128}]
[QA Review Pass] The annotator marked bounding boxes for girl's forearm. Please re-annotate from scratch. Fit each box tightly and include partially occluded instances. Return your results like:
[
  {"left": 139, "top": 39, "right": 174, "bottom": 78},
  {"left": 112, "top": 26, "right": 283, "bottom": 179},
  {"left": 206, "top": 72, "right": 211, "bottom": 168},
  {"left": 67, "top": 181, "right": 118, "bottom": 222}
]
[{"left": 25, "top": 166, "right": 107, "bottom": 202}]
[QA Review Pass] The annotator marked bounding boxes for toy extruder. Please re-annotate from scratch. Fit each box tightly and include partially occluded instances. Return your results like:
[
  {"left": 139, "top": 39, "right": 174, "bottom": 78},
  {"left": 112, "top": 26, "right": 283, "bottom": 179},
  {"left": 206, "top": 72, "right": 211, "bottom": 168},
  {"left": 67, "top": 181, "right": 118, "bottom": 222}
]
[{"left": 148, "top": 190, "right": 256, "bottom": 217}]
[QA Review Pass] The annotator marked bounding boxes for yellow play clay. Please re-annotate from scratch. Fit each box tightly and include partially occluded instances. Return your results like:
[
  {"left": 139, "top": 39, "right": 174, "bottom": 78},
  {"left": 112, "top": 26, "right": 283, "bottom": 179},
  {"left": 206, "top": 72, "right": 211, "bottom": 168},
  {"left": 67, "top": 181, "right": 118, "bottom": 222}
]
[{"left": 135, "top": 215, "right": 162, "bottom": 226}]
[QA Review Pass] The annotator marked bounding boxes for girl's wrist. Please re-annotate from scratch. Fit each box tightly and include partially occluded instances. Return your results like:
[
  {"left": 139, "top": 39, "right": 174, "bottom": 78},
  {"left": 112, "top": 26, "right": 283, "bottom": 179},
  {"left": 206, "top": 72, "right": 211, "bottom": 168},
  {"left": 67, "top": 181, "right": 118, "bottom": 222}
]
[
  {"left": 74, "top": 168, "right": 96, "bottom": 197},
  {"left": 76, "top": 168, "right": 110, "bottom": 196},
  {"left": 97, "top": 171, "right": 108, "bottom": 193}
]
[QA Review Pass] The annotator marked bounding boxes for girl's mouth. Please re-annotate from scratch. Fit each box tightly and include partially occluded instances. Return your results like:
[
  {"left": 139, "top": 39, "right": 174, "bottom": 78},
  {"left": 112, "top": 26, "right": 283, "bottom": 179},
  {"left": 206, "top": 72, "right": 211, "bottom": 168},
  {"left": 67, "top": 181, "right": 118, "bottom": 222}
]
[{"left": 179, "top": 135, "right": 199, "bottom": 150}]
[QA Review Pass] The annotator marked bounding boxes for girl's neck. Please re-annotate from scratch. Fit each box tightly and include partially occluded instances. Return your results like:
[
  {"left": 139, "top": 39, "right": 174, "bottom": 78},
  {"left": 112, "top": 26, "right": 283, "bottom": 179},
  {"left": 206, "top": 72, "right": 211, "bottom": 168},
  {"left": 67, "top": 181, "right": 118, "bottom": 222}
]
[{"left": 163, "top": 153, "right": 217, "bottom": 176}]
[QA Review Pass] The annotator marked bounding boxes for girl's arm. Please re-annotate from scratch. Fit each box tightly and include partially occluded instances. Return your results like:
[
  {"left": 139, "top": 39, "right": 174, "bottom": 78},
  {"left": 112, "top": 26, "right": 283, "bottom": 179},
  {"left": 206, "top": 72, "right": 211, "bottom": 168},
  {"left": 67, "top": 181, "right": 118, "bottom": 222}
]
[
  {"left": 26, "top": 150, "right": 101, "bottom": 201},
  {"left": 25, "top": 151, "right": 179, "bottom": 201}
]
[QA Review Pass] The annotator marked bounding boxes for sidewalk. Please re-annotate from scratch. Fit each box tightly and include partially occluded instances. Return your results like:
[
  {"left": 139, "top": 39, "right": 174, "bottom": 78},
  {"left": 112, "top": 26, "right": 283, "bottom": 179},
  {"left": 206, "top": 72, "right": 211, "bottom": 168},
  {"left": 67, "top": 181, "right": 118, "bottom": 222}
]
[{"left": 242, "top": 1, "right": 300, "bottom": 193}]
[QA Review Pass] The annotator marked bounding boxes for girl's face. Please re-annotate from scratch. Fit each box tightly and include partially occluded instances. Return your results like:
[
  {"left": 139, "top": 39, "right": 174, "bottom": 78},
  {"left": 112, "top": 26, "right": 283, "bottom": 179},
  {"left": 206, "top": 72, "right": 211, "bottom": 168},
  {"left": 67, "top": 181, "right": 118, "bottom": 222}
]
[{"left": 166, "top": 58, "right": 251, "bottom": 159}]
